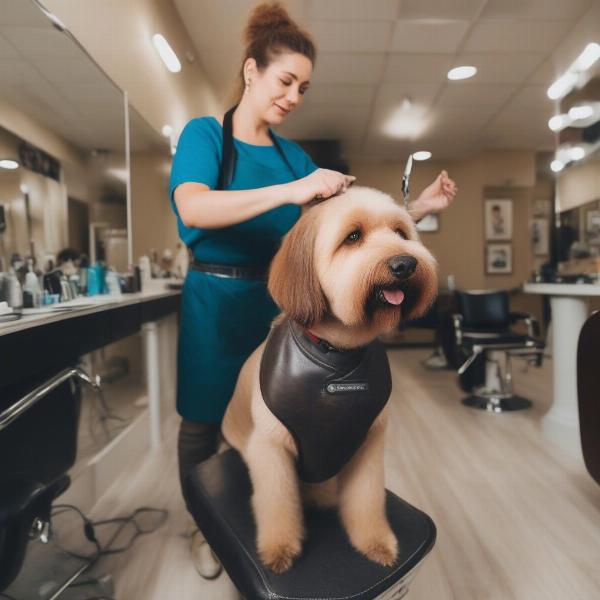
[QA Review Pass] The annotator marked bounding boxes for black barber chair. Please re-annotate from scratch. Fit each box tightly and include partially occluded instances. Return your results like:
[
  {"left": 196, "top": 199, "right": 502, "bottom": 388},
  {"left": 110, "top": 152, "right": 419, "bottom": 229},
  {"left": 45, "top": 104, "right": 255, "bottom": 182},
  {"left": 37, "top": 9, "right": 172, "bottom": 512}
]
[
  {"left": 446, "top": 290, "right": 545, "bottom": 413},
  {"left": 577, "top": 310, "right": 600, "bottom": 486},
  {"left": 0, "top": 367, "right": 98, "bottom": 592},
  {"left": 186, "top": 449, "right": 436, "bottom": 599}
]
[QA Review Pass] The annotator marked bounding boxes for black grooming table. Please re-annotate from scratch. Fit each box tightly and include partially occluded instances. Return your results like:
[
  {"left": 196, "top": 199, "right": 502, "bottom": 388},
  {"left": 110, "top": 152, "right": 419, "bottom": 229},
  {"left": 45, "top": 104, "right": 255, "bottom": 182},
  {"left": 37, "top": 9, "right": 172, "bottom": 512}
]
[{"left": 186, "top": 449, "right": 436, "bottom": 600}]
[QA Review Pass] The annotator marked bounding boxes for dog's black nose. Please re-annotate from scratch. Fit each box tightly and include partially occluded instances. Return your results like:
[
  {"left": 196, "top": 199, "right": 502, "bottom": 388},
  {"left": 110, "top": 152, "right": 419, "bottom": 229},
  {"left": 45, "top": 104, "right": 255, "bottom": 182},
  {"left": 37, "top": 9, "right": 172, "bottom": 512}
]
[{"left": 388, "top": 255, "right": 417, "bottom": 280}]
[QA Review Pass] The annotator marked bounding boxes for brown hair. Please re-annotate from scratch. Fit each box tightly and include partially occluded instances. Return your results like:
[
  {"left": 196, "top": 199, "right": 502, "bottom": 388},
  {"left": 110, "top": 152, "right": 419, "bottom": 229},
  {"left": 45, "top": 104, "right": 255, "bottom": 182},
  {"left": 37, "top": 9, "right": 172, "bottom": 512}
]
[{"left": 229, "top": 1, "right": 317, "bottom": 104}]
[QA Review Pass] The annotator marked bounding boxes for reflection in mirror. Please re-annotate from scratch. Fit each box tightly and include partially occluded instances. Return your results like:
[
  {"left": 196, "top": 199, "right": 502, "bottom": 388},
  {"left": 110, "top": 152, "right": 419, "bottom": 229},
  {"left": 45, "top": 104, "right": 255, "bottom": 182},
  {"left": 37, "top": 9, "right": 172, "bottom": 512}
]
[
  {"left": 554, "top": 73, "right": 600, "bottom": 277},
  {"left": 0, "top": 0, "right": 126, "bottom": 278},
  {"left": 129, "top": 106, "right": 183, "bottom": 279}
]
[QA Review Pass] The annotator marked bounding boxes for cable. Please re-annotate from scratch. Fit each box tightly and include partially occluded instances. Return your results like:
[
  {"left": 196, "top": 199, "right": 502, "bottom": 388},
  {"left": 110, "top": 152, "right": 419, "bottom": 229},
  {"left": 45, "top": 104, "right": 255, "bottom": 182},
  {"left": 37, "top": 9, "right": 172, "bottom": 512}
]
[{"left": 47, "top": 503, "right": 168, "bottom": 598}]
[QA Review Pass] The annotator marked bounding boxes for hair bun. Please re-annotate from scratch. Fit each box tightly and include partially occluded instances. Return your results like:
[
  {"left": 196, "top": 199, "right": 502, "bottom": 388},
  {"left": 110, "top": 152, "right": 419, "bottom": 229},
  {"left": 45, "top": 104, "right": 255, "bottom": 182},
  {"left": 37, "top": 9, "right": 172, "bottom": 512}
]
[{"left": 245, "top": 2, "right": 294, "bottom": 45}]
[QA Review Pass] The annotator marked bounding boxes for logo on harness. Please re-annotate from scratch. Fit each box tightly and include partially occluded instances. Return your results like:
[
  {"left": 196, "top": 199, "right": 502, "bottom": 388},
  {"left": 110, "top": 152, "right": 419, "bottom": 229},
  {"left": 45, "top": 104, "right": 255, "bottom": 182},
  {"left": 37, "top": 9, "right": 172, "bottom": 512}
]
[{"left": 326, "top": 382, "right": 369, "bottom": 394}]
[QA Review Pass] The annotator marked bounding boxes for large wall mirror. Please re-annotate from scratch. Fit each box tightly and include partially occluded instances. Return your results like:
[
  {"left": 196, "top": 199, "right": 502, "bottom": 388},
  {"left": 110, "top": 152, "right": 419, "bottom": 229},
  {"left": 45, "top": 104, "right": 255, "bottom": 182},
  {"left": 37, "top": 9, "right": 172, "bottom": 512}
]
[
  {"left": 0, "top": 0, "right": 128, "bottom": 273},
  {"left": 554, "top": 74, "right": 600, "bottom": 272}
]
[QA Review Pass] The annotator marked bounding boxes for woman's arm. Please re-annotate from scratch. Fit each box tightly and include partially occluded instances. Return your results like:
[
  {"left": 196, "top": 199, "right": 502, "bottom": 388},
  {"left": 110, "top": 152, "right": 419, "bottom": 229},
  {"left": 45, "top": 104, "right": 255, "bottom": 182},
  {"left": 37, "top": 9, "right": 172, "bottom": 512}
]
[
  {"left": 408, "top": 170, "right": 457, "bottom": 221},
  {"left": 174, "top": 182, "right": 289, "bottom": 229},
  {"left": 174, "top": 169, "right": 355, "bottom": 229}
]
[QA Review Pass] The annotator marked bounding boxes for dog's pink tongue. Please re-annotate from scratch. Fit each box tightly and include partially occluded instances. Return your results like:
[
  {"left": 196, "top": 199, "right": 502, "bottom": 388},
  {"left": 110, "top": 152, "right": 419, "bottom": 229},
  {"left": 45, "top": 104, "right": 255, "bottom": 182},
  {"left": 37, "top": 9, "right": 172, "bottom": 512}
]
[{"left": 383, "top": 289, "right": 405, "bottom": 305}]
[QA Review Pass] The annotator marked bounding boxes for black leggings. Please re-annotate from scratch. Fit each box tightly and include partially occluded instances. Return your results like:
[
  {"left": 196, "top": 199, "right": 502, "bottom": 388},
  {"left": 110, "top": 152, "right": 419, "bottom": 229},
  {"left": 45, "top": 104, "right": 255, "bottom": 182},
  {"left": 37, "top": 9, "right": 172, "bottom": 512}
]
[{"left": 177, "top": 418, "right": 221, "bottom": 512}]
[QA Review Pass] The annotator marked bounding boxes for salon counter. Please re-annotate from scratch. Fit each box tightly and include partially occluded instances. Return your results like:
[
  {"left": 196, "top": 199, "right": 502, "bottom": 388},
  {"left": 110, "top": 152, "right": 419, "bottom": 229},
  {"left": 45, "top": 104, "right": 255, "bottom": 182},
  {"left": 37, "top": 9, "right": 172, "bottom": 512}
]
[{"left": 0, "top": 287, "right": 181, "bottom": 449}]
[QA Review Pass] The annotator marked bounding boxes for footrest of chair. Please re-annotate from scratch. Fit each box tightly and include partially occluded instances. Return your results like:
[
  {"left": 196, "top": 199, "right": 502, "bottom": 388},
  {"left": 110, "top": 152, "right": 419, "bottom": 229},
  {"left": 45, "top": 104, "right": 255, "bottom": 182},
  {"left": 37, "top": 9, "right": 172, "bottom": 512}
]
[{"left": 186, "top": 449, "right": 436, "bottom": 600}]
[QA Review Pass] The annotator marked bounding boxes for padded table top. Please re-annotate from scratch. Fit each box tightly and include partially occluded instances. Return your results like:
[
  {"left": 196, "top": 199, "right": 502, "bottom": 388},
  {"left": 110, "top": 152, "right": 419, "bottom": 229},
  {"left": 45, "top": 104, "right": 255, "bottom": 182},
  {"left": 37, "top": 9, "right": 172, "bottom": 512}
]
[{"left": 187, "top": 449, "right": 436, "bottom": 600}]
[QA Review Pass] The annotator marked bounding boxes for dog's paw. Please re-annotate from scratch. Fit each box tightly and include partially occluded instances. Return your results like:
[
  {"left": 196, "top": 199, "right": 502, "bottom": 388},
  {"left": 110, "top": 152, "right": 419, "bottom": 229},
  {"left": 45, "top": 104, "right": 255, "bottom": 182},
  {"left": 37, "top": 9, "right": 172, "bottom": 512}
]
[
  {"left": 258, "top": 539, "right": 302, "bottom": 574},
  {"left": 355, "top": 530, "right": 398, "bottom": 567}
]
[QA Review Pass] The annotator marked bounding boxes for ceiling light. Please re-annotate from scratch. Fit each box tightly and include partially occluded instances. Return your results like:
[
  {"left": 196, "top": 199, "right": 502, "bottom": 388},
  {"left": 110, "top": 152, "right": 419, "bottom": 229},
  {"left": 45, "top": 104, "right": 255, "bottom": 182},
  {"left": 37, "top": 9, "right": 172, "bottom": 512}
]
[
  {"left": 383, "top": 105, "right": 432, "bottom": 140},
  {"left": 447, "top": 66, "right": 477, "bottom": 81},
  {"left": 567, "top": 146, "right": 585, "bottom": 161},
  {"left": 0, "top": 159, "right": 19, "bottom": 169},
  {"left": 547, "top": 42, "right": 600, "bottom": 100},
  {"left": 161, "top": 124, "right": 173, "bottom": 137},
  {"left": 548, "top": 114, "right": 571, "bottom": 132},
  {"left": 412, "top": 151, "right": 432, "bottom": 161},
  {"left": 568, "top": 105, "right": 594, "bottom": 120},
  {"left": 573, "top": 42, "right": 600, "bottom": 71},
  {"left": 152, "top": 34, "right": 181, "bottom": 73},
  {"left": 547, "top": 72, "right": 578, "bottom": 100},
  {"left": 550, "top": 159, "right": 564, "bottom": 173}
]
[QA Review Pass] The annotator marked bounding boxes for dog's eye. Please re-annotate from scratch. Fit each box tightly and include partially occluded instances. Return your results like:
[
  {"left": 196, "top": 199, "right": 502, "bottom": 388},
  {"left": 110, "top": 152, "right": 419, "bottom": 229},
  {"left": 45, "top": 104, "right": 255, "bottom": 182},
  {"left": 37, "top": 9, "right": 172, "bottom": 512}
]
[
  {"left": 346, "top": 229, "right": 361, "bottom": 243},
  {"left": 395, "top": 229, "right": 406, "bottom": 239}
]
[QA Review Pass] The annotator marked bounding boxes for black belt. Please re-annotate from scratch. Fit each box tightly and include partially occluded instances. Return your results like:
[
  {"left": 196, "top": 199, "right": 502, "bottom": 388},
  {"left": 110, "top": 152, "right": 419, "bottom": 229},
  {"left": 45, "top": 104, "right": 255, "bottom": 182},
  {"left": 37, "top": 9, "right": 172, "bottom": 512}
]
[{"left": 190, "top": 259, "right": 268, "bottom": 281}]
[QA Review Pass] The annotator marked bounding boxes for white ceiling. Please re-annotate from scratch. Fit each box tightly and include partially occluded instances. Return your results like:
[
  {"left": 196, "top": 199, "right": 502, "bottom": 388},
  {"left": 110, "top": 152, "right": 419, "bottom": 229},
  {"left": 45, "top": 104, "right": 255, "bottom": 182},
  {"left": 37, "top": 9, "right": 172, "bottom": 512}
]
[
  {"left": 173, "top": 0, "right": 599, "bottom": 161},
  {"left": 0, "top": 0, "right": 165, "bottom": 154}
]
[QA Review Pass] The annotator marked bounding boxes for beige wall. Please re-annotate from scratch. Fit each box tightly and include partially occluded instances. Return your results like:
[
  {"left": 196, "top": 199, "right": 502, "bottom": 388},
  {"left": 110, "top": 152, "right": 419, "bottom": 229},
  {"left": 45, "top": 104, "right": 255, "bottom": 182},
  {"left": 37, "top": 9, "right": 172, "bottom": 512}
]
[
  {"left": 130, "top": 150, "right": 178, "bottom": 262},
  {"left": 45, "top": 0, "right": 221, "bottom": 138},
  {"left": 349, "top": 150, "right": 540, "bottom": 291},
  {"left": 556, "top": 158, "right": 600, "bottom": 213}
]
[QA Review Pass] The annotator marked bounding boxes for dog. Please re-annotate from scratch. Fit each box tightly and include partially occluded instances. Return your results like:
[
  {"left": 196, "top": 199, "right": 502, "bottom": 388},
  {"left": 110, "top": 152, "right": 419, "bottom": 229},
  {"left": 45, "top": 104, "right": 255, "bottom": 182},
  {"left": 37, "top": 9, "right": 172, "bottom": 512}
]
[{"left": 222, "top": 185, "right": 438, "bottom": 574}]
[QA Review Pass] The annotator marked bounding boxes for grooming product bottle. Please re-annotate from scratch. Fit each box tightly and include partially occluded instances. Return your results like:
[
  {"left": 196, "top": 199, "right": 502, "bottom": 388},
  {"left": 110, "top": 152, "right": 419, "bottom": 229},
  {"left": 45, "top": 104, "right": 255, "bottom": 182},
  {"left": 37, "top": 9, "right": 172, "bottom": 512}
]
[
  {"left": 4, "top": 269, "right": 23, "bottom": 309},
  {"left": 23, "top": 260, "right": 42, "bottom": 308}
]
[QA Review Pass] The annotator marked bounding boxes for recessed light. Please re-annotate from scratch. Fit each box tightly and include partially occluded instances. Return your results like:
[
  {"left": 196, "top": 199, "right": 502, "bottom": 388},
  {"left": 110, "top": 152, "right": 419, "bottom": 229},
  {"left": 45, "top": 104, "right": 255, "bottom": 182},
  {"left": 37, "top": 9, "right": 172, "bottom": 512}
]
[
  {"left": 447, "top": 66, "right": 477, "bottom": 81},
  {"left": 152, "top": 34, "right": 181, "bottom": 73},
  {"left": 412, "top": 151, "right": 432, "bottom": 161},
  {"left": 550, "top": 159, "right": 564, "bottom": 173},
  {"left": 161, "top": 124, "right": 173, "bottom": 137},
  {"left": 0, "top": 159, "right": 19, "bottom": 170}
]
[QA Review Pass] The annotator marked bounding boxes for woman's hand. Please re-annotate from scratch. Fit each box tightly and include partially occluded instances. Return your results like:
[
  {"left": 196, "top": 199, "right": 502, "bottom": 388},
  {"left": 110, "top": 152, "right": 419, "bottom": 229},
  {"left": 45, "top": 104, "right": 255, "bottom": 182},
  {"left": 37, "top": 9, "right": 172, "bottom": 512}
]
[
  {"left": 286, "top": 168, "right": 356, "bottom": 206},
  {"left": 408, "top": 170, "right": 457, "bottom": 221}
]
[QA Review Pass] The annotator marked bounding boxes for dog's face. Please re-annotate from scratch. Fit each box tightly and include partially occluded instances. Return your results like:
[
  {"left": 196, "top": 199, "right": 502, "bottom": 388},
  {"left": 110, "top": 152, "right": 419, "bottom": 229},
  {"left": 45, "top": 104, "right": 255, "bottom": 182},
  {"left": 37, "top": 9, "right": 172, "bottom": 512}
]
[{"left": 269, "top": 186, "right": 438, "bottom": 335}]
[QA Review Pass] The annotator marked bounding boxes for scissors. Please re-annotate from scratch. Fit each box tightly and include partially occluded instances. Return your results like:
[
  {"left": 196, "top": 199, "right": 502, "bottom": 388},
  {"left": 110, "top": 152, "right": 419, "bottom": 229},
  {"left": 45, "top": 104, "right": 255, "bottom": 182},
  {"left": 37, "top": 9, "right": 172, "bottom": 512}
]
[{"left": 401, "top": 154, "right": 413, "bottom": 208}]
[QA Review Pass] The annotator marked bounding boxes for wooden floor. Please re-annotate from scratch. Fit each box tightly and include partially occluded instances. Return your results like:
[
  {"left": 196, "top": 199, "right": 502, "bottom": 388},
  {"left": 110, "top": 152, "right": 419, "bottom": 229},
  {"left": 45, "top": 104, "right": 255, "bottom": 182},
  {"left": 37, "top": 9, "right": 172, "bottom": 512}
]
[{"left": 86, "top": 349, "right": 600, "bottom": 600}]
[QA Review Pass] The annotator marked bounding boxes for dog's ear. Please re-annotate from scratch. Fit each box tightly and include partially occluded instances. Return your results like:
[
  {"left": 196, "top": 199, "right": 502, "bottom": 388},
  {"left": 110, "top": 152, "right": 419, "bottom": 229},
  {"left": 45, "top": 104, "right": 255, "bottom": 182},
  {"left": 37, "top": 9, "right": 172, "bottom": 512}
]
[{"left": 268, "top": 209, "right": 327, "bottom": 327}]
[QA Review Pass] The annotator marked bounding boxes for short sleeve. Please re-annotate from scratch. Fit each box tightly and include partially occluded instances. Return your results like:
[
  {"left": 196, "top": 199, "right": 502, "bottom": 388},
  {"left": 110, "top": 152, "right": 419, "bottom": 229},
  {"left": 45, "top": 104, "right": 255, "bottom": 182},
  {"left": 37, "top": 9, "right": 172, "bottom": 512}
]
[{"left": 169, "top": 118, "right": 221, "bottom": 202}]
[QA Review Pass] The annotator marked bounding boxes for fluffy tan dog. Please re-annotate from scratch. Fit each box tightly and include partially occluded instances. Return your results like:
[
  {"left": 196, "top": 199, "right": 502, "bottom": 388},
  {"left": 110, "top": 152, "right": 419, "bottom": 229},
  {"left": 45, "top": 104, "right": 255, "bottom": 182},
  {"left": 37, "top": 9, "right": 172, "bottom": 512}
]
[{"left": 222, "top": 186, "right": 438, "bottom": 574}]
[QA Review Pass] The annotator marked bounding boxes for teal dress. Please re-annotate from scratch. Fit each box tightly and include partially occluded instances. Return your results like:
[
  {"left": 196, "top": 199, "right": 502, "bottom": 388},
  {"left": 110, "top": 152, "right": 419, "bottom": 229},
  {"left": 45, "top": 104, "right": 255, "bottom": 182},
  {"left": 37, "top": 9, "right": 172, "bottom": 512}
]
[{"left": 169, "top": 116, "right": 318, "bottom": 422}]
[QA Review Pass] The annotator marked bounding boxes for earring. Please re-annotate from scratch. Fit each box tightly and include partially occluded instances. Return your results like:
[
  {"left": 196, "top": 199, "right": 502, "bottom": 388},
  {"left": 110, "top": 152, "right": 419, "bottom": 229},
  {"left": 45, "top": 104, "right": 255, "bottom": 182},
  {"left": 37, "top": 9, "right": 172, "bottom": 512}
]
[{"left": 245, "top": 78, "right": 251, "bottom": 94}]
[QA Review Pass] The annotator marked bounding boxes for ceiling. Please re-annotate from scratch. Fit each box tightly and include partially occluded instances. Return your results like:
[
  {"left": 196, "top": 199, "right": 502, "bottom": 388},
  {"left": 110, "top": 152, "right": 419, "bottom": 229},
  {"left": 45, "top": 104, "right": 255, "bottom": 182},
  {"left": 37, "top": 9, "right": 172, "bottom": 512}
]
[
  {"left": 173, "top": 0, "right": 599, "bottom": 161},
  {"left": 0, "top": 0, "right": 165, "bottom": 154}
]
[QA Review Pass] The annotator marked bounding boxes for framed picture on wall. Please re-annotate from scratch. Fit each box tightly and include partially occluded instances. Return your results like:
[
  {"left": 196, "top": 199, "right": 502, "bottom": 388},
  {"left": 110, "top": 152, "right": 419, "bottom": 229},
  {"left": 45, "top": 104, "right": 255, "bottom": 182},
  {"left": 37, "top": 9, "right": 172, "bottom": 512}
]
[
  {"left": 486, "top": 243, "right": 512, "bottom": 274},
  {"left": 485, "top": 199, "right": 513, "bottom": 240},
  {"left": 416, "top": 213, "right": 439, "bottom": 232},
  {"left": 530, "top": 218, "right": 549, "bottom": 256}
]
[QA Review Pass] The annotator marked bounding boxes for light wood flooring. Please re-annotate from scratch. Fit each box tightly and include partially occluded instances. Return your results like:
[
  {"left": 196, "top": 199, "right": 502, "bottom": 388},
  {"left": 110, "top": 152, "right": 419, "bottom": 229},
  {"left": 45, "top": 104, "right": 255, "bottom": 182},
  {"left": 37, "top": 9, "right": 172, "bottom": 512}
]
[{"left": 84, "top": 349, "right": 600, "bottom": 600}]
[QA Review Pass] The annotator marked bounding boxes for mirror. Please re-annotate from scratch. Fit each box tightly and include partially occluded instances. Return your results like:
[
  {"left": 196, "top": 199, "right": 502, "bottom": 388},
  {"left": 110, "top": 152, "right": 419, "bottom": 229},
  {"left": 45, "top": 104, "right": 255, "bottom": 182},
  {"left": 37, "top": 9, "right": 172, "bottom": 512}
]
[
  {"left": 0, "top": 0, "right": 127, "bottom": 273},
  {"left": 554, "top": 74, "right": 600, "bottom": 272}
]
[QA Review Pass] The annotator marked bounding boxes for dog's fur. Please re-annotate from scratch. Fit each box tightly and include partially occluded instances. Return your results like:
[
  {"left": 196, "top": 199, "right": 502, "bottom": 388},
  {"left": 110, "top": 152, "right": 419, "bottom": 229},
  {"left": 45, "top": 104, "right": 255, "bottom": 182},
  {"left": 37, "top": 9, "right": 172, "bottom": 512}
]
[{"left": 222, "top": 186, "right": 438, "bottom": 573}]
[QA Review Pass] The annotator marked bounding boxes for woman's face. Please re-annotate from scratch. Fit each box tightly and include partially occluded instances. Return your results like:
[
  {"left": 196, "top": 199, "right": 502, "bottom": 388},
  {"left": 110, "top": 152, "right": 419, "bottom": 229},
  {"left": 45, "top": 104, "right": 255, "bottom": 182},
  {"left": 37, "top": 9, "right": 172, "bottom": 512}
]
[{"left": 246, "top": 51, "right": 313, "bottom": 124}]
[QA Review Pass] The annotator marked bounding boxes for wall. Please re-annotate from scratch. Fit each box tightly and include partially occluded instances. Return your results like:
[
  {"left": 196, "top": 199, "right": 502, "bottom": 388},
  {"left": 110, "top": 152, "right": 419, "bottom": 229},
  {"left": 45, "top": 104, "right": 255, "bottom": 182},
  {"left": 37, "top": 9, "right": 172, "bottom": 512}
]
[
  {"left": 556, "top": 158, "right": 600, "bottom": 213},
  {"left": 44, "top": 0, "right": 222, "bottom": 139},
  {"left": 130, "top": 150, "right": 179, "bottom": 263},
  {"left": 349, "top": 150, "right": 538, "bottom": 292}
]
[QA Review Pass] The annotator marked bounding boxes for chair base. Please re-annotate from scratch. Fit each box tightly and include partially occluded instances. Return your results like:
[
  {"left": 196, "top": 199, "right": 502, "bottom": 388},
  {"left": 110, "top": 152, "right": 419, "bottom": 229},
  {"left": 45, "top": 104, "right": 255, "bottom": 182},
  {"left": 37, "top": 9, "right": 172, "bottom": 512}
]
[{"left": 462, "top": 394, "right": 532, "bottom": 413}]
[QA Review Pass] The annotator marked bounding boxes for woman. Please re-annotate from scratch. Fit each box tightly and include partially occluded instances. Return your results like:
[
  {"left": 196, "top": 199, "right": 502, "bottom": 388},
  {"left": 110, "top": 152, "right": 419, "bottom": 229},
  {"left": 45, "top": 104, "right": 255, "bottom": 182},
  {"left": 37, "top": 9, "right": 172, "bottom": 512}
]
[{"left": 170, "top": 1, "right": 456, "bottom": 579}]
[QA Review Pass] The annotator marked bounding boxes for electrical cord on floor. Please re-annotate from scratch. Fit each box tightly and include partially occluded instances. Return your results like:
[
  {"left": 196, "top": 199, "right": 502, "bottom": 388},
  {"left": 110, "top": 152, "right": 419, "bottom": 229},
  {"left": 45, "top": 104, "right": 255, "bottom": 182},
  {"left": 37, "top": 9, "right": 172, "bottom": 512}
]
[{"left": 48, "top": 503, "right": 168, "bottom": 600}]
